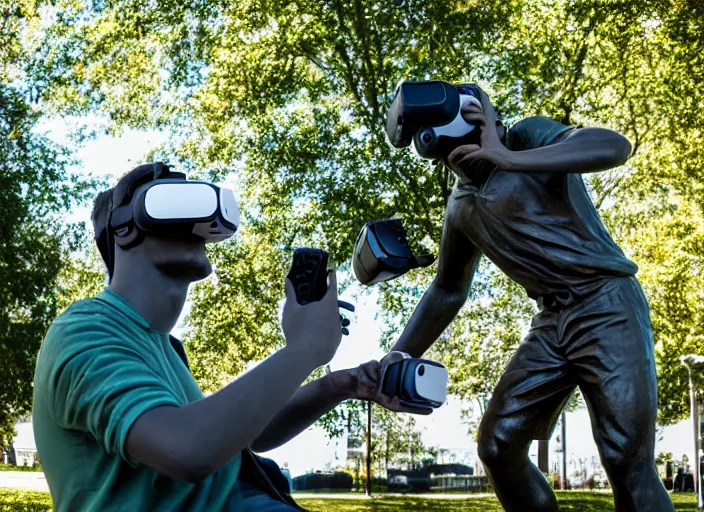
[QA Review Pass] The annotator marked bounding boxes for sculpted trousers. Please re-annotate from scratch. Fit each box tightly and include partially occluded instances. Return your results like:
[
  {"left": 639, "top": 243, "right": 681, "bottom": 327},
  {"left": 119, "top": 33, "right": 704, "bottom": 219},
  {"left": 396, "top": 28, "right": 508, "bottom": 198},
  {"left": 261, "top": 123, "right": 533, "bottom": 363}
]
[{"left": 477, "top": 277, "right": 674, "bottom": 512}]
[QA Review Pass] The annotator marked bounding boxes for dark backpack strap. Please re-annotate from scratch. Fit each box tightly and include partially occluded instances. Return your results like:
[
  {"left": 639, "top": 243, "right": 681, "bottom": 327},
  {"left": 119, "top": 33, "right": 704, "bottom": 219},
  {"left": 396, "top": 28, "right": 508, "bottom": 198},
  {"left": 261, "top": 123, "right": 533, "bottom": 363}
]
[
  {"left": 240, "top": 449, "right": 306, "bottom": 510},
  {"left": 168, "top": 335, "right": 190, "bottom": 370}
]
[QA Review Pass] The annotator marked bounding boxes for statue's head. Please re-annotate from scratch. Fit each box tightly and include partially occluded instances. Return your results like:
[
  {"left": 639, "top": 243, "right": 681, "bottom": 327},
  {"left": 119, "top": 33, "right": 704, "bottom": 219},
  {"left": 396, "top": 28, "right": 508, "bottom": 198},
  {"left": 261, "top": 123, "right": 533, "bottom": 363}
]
[{"left": 385, "top": 80, "right": 505, "bottom": 163}]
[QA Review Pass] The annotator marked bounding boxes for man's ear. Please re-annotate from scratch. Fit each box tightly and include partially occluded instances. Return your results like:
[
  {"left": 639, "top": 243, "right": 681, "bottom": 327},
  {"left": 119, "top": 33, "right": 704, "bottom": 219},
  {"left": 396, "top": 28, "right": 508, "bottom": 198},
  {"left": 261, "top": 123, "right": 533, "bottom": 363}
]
[{"left": 113, "top": 226, "right": 141, "bottom": 248}]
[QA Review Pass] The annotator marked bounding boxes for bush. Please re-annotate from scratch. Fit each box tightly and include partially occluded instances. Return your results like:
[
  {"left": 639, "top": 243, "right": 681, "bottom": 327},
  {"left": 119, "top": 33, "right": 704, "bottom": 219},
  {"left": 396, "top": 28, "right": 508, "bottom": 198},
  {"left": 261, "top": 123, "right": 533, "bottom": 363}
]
[
  {"left": 0, "top": 462, "right": 43, "bottom": 472},
  {"left": 0, "top": 489, "right": 52, "bottom": 511}
]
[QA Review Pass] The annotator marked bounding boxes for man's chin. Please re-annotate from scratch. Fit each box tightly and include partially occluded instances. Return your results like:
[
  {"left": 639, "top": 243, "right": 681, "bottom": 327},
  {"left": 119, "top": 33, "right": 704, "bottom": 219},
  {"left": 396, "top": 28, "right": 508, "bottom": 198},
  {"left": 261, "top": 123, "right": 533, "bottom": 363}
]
[{"left": 155, "top": 260, "right": 213, "bottom": 282}]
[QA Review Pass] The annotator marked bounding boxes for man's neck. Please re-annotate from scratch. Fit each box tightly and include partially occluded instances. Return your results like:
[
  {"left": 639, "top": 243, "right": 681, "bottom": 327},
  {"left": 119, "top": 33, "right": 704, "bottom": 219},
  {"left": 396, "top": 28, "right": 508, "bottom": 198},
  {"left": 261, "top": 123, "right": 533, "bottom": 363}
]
[{"left": 108, "top": 265, "right": 189, "bottom": 334}]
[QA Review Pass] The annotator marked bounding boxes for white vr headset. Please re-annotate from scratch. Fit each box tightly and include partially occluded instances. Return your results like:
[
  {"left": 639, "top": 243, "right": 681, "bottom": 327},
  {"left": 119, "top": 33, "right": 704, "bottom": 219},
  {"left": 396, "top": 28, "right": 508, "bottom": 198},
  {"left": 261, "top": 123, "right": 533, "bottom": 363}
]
[
  {"left": 109, "top": 178, "right": 240, "bottom": 243},
  {"left": 381, "top": 358, "right": 448, "bottom": 413},
  {"left": 98, "top": 163, "right": 240, "bottom": 277}
]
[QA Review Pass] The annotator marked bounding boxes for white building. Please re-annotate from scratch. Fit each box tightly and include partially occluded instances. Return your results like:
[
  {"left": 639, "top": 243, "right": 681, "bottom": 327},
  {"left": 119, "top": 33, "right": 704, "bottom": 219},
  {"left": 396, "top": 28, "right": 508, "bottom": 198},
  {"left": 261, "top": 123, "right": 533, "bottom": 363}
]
[{"left": 12, "top": 421, "right": 38, "bottom": 467}]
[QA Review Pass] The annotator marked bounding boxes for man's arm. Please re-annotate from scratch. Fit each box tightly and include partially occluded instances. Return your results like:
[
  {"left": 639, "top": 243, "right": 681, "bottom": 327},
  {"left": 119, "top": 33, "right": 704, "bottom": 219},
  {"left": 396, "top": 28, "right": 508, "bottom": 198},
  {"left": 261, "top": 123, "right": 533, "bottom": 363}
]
[
  {"left": 126, "top": 275, "right": 344, "bottom": 483},
  {"left": 250, "top": 352, "right": 425, "bottom": 453},
  {"left": 249, "top": 369, "right": 353, "bottom": 453},
  {"left": 391, "top": 206, "right": 481, "bottom": 357},
  {"left": 125, "top": 345, "right": 319, "bottom": 483},
  {"left": 453, "top": 95, "right": 632, "bottom": 174}
]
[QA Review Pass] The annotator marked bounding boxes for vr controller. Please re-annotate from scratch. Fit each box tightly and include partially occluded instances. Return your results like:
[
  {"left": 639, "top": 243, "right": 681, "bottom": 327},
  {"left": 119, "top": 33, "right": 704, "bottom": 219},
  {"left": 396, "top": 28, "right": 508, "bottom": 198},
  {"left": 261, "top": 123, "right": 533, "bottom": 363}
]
[
  {"left": 287, "top": 248, "right": 355, "bottom": 335},
  {"left": 287, "top": 248, "right": 448, "bottom": 412},
  {"left": 385, "top": 80, "right": 482, "bottom": 161},
  {"left": 381, "top": 358, "right": 448, "bottom": 413}
]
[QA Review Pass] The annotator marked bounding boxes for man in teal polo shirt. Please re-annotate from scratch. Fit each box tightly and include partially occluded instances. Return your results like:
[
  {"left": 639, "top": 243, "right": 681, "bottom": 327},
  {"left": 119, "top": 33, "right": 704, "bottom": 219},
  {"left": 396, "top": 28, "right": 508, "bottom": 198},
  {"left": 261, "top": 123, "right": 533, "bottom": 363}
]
[{"left": 33, "top": 163, "right": 415, "bottom": 511}]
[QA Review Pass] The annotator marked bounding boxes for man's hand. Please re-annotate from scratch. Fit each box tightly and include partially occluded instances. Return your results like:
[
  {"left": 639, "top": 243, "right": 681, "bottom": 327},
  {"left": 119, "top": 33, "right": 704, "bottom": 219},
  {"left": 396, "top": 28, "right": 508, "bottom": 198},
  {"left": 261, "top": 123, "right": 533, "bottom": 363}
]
[
  {"left": 341, "top": 352, "right": 433, "bottom": 415},
  {"left": 446, "top": 99, "right": 510, "bottom": 173},
  {"left": 282, "top": 270, "right": 344, "bottom": 367}
]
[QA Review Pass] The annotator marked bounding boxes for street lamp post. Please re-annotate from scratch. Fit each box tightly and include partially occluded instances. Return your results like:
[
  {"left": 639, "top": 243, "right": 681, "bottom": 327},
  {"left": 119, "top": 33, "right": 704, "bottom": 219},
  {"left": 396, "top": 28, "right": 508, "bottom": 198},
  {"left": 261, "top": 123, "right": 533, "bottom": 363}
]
[
  {"left": 680, "top": 354, "right": 704, "bottom": 510},
  {"left": 561, "top": 411, "right": 567, "bottom": 491}
]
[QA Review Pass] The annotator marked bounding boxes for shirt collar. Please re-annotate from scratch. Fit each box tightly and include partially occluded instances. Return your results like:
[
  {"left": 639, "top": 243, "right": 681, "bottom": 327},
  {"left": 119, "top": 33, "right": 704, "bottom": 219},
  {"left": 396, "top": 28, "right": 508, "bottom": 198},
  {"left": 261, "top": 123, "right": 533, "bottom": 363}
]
[{"left": 96, "top": 288, "right": 152, "bottom": 331}]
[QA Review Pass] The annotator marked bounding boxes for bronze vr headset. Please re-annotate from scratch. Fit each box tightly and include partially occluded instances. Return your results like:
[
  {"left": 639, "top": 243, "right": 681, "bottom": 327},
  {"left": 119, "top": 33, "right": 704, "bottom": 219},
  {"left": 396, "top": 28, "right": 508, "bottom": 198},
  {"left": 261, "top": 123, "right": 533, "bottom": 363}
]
[
  {"left": 352, "top": 218, "right": 434, "bottom": 286},
  {"left": 385, "top": 80, "right": 482, "bottom": 161},
  {"left": 96, "top": 163, "right": 240, "bottom": 278}
]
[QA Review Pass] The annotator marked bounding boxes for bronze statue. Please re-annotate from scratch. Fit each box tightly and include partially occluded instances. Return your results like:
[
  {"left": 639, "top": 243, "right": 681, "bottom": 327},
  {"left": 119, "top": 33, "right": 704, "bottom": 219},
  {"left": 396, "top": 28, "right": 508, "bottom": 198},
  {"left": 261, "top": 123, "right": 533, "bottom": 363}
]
[{"left": 389, "top": 85, "right": 674, "bottom": 511}]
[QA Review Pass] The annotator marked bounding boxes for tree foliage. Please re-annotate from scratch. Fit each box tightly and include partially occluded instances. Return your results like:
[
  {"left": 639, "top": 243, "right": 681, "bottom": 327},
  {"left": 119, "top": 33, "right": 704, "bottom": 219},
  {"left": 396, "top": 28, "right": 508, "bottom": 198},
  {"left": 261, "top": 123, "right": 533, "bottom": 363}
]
[
  {"left": 371, "top": 406, "right": 427, "bottom": 472},
  {"left": 0, "top": 0, "right": 99, "bottom": 446},
  {"left": 0, "top": 85, "right": 81, "bottom": 443},
  {"left": 23, "top": 0, "right": 704, "bottom": 432}
]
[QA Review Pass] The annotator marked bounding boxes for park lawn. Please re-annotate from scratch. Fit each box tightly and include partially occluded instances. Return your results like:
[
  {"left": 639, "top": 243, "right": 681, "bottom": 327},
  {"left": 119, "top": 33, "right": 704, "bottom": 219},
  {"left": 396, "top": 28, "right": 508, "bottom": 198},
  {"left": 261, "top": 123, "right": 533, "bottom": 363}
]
[
  {"left": 301, "top": 492, "right": 698, "bottom": 511},
  {"left": 0, "top": 488, "right": 697, "bottom": 511}
]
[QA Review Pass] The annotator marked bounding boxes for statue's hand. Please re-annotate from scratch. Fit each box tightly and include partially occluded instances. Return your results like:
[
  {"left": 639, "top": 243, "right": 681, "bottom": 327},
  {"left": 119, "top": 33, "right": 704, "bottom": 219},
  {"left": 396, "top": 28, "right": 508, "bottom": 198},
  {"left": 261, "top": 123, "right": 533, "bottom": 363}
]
[
  {"left": 348, "top": 351, "right": 433, "bottom": 415},
  {"left": 445, "top": 100, "right": 511, "bottom": 172}
]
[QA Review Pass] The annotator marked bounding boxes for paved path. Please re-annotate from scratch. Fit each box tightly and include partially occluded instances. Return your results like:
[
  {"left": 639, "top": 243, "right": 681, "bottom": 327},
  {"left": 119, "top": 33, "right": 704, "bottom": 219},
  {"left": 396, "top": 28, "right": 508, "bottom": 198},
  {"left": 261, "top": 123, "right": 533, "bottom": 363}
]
[
  {"left": 0, "top": 472, "right": 611, "bottom": 500},
  {"left": 0, "top": 471, "right": 49, "bottom": 492}
]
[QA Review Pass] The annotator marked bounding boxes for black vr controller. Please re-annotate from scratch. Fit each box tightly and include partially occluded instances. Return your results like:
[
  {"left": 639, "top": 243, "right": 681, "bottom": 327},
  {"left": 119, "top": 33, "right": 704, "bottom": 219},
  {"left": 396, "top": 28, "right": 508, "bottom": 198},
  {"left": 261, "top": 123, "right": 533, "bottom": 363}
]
[
  {"left": 385, "top": 80, "right": 482, "bottom": 161},
  {"left": 287, "top": 248, "right": 355, "bottom": 335},
  {"left": 381, "top": 358, "right": 448, "bottom": 413}
]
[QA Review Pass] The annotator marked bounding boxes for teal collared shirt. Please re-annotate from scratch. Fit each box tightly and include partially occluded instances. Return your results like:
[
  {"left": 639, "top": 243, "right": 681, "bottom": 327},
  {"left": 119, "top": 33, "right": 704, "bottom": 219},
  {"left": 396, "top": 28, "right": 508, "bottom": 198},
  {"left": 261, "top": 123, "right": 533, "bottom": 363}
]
[{"left": 32, "top": 289, "right": 242, "bottom": 511}]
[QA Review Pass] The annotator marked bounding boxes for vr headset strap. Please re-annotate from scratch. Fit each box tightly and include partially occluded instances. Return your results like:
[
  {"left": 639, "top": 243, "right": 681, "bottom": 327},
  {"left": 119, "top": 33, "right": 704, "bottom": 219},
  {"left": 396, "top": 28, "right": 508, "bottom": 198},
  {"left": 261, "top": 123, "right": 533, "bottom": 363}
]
[
  {"left": 107, "top": 203, "right": 144, "bottom": 253},
  {"left": 104, "top": 203, "right": 116, "bottom": 281},
  {"left": 412, "top": 254, "right": 435, "bottom": 269},
  {"left": 109, "top": 203, "right": 133, "bottom": 231}
]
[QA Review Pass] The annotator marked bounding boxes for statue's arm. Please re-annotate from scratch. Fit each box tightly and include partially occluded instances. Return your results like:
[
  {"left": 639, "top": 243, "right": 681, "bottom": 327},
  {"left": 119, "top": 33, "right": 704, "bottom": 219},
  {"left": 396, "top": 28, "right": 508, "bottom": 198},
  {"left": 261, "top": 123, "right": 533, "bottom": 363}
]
[
  {"left": 390, "top": 205, "right": 481, "bottom": 358},
  {"left": 501, "top": 127, "right": 631, "bottom": 174}
]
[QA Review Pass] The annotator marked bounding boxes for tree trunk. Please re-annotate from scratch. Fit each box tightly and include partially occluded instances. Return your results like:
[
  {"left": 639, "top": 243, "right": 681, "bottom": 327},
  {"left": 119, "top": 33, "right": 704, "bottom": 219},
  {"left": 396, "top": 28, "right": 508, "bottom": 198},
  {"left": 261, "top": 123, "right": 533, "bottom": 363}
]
[
  {"left": 365, "top": 401, "right": 372, "bottom": 496},
  {"left": 7, "top": 440, "right": 16, "bottom": 466},
  {"left": 538, "top": 440, "right": 549, "bottom": 474},
  {"left": 384, "top": 436, "right": 389, "bottom": 473},
  {"left": 561, "top": 411, "right": 567, "bottom": 490}
]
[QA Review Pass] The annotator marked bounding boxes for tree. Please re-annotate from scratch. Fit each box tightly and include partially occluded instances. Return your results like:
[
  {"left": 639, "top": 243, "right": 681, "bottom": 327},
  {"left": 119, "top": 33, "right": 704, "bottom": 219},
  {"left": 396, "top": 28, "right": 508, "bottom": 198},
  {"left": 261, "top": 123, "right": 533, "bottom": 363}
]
[
  {"left": 0, "top": 84, "right": 94, "bottom": 446},
  {"left": 183, "top": 233, "right": 289, "bottom": 392},
  {"left": 55, "top": 244, "right": 109, "bottom": 312},
  {"left": 656, "top": 452, "right": 673, "bottom": 467},
  {"left": 605, "top": 189, "right": 704, "bottom": 424},
  {"left": 30, "top": 0, "right": 704, "bottom": 432},
  {"left": 0, "top": 0, "right": 99, "bottom": 450},
  {"left": 372, "top": 406, "right": 427, "bottom": 474}
]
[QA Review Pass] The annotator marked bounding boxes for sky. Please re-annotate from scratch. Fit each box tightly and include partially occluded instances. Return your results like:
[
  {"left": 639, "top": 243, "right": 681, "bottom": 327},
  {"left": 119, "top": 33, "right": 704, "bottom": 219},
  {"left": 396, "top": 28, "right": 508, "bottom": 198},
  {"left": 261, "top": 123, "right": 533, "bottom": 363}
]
[{"left": 31, "top": 115, "right": 698, "bottom": 479}]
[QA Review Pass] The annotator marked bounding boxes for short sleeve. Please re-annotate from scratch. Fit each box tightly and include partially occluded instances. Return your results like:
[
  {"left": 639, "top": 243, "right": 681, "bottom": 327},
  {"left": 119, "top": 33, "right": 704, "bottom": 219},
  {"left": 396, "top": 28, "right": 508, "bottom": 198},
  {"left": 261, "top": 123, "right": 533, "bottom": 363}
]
[
  {"left": 507, "top": 116, "right": 577, "bottom": 151},
  {"left": 43, "top": 316, "right": 182, "bottom": 467}
]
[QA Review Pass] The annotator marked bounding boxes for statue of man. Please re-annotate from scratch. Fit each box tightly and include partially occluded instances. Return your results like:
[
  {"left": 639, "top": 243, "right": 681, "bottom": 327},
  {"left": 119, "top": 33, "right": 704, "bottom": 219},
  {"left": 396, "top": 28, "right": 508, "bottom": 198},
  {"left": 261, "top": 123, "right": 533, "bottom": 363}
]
[{"left": 390, "top": 85, "right": 674, "bottom": 512}]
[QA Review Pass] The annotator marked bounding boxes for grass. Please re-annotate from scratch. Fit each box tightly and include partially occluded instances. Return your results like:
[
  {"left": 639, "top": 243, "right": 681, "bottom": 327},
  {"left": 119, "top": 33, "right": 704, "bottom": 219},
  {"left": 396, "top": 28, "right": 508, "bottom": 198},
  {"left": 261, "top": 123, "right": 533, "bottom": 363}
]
[
  {"left": 0, "top": 488, "right": 697, "bottom": 511},
  {"left": 300, "top": 492, "right": 698, "bottom": 511}
]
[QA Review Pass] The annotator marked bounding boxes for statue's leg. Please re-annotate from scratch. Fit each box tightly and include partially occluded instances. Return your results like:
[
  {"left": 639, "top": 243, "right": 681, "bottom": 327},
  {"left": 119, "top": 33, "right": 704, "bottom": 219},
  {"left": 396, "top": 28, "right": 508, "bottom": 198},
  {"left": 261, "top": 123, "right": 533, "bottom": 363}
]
[
  {"left": 477, "top": 314, "right": 575, "bottom": 512},
  {"left": 566, "top": 277, "right": 674, "bottom": 512}
]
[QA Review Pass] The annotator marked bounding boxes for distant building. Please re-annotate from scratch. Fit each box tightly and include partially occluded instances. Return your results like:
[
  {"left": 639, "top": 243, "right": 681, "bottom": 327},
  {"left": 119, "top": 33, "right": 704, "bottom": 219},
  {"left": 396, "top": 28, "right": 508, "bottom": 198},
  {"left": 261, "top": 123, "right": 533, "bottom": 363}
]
[
  {"left": 424, "top": 463, "right": 474, "bottom": 476},
  {"left": 11, "top": 421, "right": 38, "bottom": 467},
  {"left": 388, "top": 463, "right": 488, "bottom": 492},
  {"left": 292, "top": 471, "right": 353, "bottom": 491}
]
